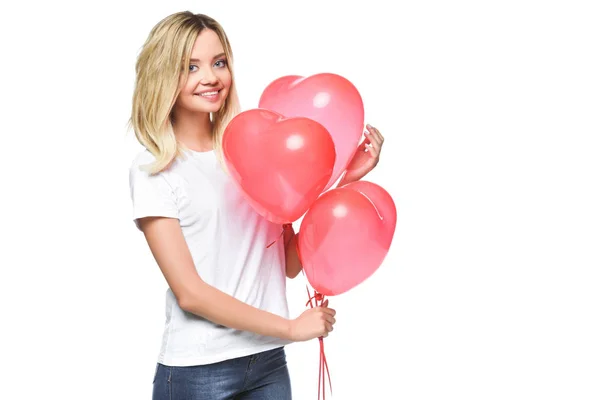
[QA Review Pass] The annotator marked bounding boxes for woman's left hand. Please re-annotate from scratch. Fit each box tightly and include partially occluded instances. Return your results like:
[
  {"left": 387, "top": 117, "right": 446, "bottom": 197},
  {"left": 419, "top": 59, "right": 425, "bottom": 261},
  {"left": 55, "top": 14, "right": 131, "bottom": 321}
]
[{"left": 338, "top": 124, "right": 384, "bottom": 186}]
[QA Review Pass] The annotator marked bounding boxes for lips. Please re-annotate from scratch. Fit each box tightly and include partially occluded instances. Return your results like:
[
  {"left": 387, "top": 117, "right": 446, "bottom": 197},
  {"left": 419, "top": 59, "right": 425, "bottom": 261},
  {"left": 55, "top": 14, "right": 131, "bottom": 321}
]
[
  {"left": 194, "top": 88, "right": 221, "bottom": 96},
  {"left": 193, "top": 88, "right": 222, "bottom": 102},
  {"left": 196, "top": 90, "right": 220, "bottom": 96}
]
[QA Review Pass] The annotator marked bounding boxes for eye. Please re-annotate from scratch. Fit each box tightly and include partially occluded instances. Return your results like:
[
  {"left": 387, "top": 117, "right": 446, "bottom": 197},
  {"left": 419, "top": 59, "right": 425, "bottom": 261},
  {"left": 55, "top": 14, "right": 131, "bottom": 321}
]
[
  {"left": 214, "top": 59, "right": 228, "bottom": 68},
  {"left": 189, "top": 64, "right": 199, "bottom": 72}
]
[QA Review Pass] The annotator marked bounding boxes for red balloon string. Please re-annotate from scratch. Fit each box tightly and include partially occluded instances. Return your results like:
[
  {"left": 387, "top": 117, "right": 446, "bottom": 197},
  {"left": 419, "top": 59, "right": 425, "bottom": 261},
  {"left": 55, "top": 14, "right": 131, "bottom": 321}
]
[
  {"left": 305, "top": 285, "right": 333, "bottom": 400},
  {"left": 266, "top": 223, "right": 293, "bottom": 248}
]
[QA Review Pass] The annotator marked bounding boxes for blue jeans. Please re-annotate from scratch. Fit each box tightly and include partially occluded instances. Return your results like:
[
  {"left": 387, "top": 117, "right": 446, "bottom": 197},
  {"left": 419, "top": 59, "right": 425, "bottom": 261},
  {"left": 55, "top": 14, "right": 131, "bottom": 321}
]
[{"left": 152, "top": 347, "right": 292, "bottom": 400}]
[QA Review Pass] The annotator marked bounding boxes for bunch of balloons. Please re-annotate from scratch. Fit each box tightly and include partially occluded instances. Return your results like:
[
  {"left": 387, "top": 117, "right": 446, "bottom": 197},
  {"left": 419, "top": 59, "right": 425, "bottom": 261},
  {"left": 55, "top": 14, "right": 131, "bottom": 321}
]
[{"left": 223, "top": 73, "right": 396, "bottom": 296}]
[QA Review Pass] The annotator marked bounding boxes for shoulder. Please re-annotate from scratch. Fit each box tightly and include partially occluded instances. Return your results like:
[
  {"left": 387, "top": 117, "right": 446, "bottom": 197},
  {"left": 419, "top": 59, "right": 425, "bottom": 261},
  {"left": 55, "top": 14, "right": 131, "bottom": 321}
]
[
  {"left": 129, "top": 149, "right": 157, "bottom": 174},
  {"left": 128, "top": 149, "right": 169, "bottom": 190},
  {"left": 128, "top": 149, "right": 174, "bottom": 181},
  {"left": 128, "top": 149, "right": 190, "bottom": 196},
  {"left": 129, "top": 148, "right": 193, "bottom": 176}
]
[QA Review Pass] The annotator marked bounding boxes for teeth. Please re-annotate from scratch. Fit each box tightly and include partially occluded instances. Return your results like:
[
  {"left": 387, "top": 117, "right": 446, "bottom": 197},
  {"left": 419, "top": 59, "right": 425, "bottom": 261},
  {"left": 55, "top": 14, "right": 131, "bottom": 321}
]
[{"left": 199, "top": 91, "right": 218, "bottom": 96}]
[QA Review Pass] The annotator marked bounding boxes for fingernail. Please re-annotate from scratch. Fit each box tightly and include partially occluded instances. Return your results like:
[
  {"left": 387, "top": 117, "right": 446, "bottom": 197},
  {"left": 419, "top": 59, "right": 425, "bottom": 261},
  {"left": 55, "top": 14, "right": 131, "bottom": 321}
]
[{"left": 366, "top": 124, "right": 372, "bottom": 128}]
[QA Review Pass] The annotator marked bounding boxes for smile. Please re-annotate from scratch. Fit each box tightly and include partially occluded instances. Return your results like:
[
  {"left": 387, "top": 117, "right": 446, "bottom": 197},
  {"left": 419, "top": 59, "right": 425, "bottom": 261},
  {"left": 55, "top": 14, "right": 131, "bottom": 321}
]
[
  {"left": 194, "top": 89, "right": 222, "bottom": 101},
  {"left": 197, "top": 90, "right": 219, "bottom": 96}
]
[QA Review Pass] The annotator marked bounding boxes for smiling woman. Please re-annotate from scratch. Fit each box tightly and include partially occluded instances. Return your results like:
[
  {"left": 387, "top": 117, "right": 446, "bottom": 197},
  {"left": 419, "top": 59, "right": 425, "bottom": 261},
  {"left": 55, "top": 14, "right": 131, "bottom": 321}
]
[
  {"left": 127, "top": 9, "right": 384, "bottom": 400},
  {"left": 130, "top": 13, "right": 241, "bottom": 167},
  {"left": 176, "top": 47, "right": 230, "bottom": 109},
  {"left": 127, "top": 11, "right": 341, "bottom": 400}
]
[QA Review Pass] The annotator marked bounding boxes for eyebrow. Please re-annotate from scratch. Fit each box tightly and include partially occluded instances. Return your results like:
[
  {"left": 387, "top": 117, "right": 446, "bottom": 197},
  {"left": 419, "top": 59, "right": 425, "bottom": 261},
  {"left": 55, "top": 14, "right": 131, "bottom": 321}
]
[{"left": 190, "top": 52, "right": 226, "bottom": 62}]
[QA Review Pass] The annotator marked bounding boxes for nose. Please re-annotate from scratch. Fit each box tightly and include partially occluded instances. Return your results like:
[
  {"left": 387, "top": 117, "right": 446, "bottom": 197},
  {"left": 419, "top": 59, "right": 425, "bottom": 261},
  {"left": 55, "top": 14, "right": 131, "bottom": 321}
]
[{"left": 200, "top": 66, "right": 218, "bottom": 86}]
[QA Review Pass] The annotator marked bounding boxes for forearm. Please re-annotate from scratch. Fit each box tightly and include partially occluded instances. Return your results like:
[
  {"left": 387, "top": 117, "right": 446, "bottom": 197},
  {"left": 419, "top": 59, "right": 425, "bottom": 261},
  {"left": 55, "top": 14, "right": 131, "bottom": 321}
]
[
  {"left": 180, "top": 281, "right": 291, "bottom": 340},
  {"left": 335, "top": 171, "right": 351, "bottom": 188},
  {"left": 285, "top": 233, "right": 303, "bottom": 278},
  {"left": 141, "top": 217, "right": 293, "bottom": 341}
]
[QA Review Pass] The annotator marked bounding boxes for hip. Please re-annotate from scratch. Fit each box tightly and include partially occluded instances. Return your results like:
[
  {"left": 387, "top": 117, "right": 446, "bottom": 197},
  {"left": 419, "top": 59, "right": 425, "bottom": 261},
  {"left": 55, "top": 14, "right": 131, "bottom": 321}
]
[{"left": 152, "top": 346, "right": 291, "bottom": 400}]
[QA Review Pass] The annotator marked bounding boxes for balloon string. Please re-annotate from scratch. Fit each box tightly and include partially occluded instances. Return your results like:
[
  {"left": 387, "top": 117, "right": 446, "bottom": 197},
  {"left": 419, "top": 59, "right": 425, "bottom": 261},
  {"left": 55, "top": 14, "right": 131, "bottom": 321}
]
[
  {"left": 305, "top": 286, "right": 333, "bottom": 400},
  {"left": 266, "top": 223, "right": 292, "bottom": 248}
]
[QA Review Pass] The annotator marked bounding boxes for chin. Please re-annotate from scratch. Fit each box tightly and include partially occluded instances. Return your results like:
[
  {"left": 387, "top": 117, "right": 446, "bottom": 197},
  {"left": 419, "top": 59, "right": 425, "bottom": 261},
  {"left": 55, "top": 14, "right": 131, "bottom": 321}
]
[
  {"left": 178, "top": 100, "right": 224, "bottom": 115},
  {"left": 192, "top": 94, "right": 228, "bottom": 114},
  {"left": 202, "top": 103, "right": 225, "bottom": 113}
]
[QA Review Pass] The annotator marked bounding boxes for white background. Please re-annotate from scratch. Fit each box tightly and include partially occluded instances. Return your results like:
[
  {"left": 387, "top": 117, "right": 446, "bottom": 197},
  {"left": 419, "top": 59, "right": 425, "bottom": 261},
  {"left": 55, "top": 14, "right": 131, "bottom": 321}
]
[{"left": 1, "top": 0, "right": 599, "bottom": 399}]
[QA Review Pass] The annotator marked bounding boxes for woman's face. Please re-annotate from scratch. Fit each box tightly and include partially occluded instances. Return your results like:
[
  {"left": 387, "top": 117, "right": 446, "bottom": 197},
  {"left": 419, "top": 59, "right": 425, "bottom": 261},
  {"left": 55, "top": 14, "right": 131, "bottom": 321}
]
[{"left": 175, "top": 29, "right": 232, "bottom": 115}]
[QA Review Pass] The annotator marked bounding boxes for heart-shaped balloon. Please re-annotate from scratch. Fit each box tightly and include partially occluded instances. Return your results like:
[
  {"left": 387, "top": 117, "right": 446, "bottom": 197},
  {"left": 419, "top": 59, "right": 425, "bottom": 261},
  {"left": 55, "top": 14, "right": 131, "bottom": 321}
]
[
  {"left": 297, "top": 181, "right": 396, "bottom": 296},
  {"left": 343, "top": 181, "right": 397, "bottom": 244},
  {"left": 222, "top": 108, "right": 336, "bottom": 224},
  {"left": 259, "top": 73, "right": 365, "bottom": 191}
]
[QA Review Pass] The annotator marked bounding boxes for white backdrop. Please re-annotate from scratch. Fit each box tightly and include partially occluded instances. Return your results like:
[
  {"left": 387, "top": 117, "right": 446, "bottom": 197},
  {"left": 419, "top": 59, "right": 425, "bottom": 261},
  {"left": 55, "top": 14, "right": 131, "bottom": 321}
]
[{"left": 1, "top": 0, "right": 599, "bottom": 399}]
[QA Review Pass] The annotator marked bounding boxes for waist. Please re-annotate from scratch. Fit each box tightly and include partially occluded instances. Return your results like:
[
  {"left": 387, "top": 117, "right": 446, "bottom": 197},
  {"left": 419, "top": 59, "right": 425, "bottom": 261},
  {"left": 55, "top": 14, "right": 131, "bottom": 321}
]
[{"left": 158, "top": 291, "right": 291, "bottom": 366}]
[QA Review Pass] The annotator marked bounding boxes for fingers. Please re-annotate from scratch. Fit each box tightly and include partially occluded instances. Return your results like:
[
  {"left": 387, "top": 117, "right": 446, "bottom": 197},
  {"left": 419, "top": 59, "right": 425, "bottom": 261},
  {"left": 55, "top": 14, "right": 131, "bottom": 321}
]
[
  {"left": 367, "top": 131, "right": 382, "bottom": 151},
  {"left": 324, "top": 314, "right": 336, "bottom": 325},
  {"left": 365, "top": 124, "right": 384, "bottom": 152},
  {"left": 357, "top": 136, "right": 371, "bottom": 152},
  {"left": 319, "top": 306, "right": 336, "bottom": 317},
  {"left": 308, "top": 299, "right": 337, "bottom": 338},
  {"left": 366, "top": 124, "right": 384, "bottom": 143},
  {"left": 320, "top": 308, "right": 336, "bottom": 332},
  {"left": 366, "top": 143, "right": 379, "bottom": 159}
]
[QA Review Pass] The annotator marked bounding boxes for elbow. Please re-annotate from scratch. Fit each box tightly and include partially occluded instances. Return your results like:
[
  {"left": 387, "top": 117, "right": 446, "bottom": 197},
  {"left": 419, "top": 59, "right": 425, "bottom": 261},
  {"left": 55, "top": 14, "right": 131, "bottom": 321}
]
[
  {"left": 177, "top": 295, "right": 195, "bottom": 313},
  {"left": 174, "top": 284, "right": 204, "bottom": 313},
  {"left": 285, "top": 264, "right": 302, "bottom": 279}
]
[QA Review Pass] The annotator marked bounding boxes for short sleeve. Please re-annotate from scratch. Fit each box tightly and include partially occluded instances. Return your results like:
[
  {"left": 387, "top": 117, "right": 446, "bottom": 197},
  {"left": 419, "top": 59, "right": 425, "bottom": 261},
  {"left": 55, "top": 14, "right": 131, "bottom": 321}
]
[{"left": 129, "top": 163, "right": 179, "bottom": 230}]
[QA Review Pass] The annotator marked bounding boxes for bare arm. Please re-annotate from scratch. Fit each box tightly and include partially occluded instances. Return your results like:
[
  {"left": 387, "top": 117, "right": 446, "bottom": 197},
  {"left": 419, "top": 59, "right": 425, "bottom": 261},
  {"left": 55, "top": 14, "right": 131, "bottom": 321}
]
[
  {"left": 140, "top": 216, "right": 291, "bottom": 340},
  {"left": 283, "top": 225, "right": 303, "bottom": 279},
  {"left": 138, "top": 217, "right": 334, "bottom": 341}
]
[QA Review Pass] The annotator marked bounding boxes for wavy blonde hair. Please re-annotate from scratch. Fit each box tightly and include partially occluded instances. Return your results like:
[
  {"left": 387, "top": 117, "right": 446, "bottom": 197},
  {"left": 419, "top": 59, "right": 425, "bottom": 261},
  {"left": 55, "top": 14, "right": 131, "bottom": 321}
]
[{"left": 130, "top": 11, "right": 241, "bottom": 174}]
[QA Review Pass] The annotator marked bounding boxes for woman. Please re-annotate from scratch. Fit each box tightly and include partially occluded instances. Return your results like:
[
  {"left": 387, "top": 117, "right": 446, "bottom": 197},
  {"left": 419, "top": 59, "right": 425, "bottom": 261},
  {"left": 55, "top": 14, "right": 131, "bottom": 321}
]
[{"left": 129, "top": 11, "right": 385, "bottom": 400}]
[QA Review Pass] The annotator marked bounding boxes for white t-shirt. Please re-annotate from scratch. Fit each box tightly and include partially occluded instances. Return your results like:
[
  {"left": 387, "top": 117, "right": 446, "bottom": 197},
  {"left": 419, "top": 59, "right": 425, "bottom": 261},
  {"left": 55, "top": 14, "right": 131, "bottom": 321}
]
[{"left": 129, "top": 148, "right": 291, "bottom": 366}]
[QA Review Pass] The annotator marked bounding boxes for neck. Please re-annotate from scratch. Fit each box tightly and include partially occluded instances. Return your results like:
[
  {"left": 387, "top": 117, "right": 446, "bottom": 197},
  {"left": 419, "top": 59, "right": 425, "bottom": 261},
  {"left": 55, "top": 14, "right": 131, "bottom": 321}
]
[{"left": 172, "top": 107, "right": 214, "bottom": 152}]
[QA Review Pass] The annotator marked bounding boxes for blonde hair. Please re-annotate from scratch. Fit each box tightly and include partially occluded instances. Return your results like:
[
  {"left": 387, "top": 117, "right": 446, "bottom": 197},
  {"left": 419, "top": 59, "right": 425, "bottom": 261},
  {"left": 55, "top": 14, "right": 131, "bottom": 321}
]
[{"left": 130, "top": 11, "right": 241, "bottom": 174}]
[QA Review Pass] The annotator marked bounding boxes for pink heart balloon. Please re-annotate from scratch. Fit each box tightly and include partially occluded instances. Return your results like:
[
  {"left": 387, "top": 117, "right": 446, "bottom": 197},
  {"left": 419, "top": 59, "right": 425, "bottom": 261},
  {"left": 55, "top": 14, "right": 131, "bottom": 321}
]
[
  {"left": 259, "top": 73, "right": 365, "bottom": 191},
  {"left": 297, "top": 181, "right": 396, "bottom": 296},
  {"left": 343, "top": 180, "right": 397, "bottom": 246},
  {"left": 222, "top": 109, "right": 335, "bottom": 224}
]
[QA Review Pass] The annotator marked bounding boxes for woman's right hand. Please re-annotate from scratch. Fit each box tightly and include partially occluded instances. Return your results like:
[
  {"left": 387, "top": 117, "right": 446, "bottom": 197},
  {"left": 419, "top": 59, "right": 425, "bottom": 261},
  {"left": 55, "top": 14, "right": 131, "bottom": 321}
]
[{"left": 287, "top": 299, "right": 336, "bottom": 341}]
